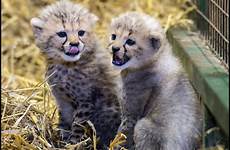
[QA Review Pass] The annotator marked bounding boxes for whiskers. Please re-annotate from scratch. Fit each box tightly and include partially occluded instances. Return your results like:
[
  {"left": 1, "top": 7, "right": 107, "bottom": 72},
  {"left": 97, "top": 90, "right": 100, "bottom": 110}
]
[{"left": 107, "top": 42, "right": 113, "bottom": 49}]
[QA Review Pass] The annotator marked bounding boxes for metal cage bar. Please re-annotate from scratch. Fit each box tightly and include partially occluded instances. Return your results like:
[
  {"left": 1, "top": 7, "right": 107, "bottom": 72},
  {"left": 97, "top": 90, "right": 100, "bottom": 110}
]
[{"left": 192, "top": 0, "right": 229, "bottom": 69}]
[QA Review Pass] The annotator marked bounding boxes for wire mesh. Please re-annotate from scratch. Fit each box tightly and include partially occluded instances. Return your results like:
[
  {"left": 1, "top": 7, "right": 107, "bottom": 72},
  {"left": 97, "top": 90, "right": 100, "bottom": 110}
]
[{"left": 192, "top": 0, "right": 229, "bottom": 69}]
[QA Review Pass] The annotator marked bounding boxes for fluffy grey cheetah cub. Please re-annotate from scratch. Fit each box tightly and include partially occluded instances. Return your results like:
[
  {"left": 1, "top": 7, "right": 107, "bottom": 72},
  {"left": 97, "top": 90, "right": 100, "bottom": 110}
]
[
  {"left": 108, "top": 12, "right": 203, "bottom": 150},
  {"left": 30, "top": 1, "right": 121, "bottom": 149}
]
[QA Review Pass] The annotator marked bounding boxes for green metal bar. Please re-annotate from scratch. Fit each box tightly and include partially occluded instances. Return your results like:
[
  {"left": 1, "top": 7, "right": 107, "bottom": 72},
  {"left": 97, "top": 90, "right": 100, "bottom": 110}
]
[
  {"left": 198, "top": 0, "right": 206, "bottom": 14},
  {"left": 167, "top": 28, "right": 229, "bottom": 137},
  {"left": 195, "top": 0, "right": 208, "bottom": 33}
]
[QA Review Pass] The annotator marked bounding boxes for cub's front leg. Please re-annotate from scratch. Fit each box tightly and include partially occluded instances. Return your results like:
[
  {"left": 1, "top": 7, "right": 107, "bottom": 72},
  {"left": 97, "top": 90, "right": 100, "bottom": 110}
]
[
  {"left": 117, "top": 117, "right": 136, "bottom": 150},
  {"left": 51, "top": 86, "right": 75, "bottom": 141},
  {"left": 69, "top": 101, "right": 95, "bottom": 144},
  {"left": 117, "top": 89, "right": 150, "bottom": 149},
  {"left": 117, "top": 100, "right": 143, "bottom": 149}
]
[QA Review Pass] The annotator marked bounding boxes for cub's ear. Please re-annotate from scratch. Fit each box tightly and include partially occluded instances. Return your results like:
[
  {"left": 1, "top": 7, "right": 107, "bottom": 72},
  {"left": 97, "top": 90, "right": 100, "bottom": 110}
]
[
  {"left": 30, "top": 17, "right": 44, "bottom": 37},
  {"left": 149, "top": 36, "right": 161, "bottom": 51}
]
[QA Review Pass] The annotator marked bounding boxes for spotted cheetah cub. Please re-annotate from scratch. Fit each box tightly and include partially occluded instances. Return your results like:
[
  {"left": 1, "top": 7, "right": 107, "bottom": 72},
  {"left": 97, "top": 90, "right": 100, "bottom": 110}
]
[
  {"left": 31, "top": 1, "right": 121, "bottom": 149},
  {"left": 108, "top": 12, "right": 203, "bottom": 150}
]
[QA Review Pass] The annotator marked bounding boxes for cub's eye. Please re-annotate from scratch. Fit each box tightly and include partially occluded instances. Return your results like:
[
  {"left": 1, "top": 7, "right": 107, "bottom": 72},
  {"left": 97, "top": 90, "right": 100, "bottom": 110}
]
[
  {"left": 111, "top": 34, "right": 116, "bottom": 40},
  {"left": 56, "top": 31, "right": 67, "bottom": 37},
  {"left": 126, "top": 39, "right": 135, "bottom": 46},
  {"left": 78, "top": 30, "right": 85, "bottom": 36}
]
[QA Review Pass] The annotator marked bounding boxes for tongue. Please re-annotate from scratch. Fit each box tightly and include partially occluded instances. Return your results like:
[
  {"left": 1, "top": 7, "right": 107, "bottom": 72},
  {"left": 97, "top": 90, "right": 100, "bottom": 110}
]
[{"left": 69, "top": 46, "right": 79, "bottom": 53}]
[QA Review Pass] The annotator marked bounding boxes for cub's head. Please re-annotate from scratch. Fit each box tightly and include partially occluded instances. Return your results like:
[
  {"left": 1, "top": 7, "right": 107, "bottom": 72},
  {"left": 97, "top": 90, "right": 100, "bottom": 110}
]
[
  {"left": 109, "top": 12, "right": 166, "bottom": 70},
  {"left": 31, "top": 1, "right": 98, "bottom": 62}
]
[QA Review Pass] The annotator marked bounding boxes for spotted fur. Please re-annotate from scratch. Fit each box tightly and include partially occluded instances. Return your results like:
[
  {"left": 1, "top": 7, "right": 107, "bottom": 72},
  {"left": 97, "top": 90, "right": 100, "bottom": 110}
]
[
  {"left": 31, "top": 1, "right": 121, "bottom": 149},
  {"left": 108, "top": 12, "right": 203, "bottom": 150}
]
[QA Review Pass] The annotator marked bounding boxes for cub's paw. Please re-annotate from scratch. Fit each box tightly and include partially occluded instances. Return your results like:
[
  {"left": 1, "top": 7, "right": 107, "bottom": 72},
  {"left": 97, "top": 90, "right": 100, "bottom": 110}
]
[
  {"left": 58, "top": 129, "right": 71, "bottom": 142},
  {"left": 69, "top": 133, "right": 88, "bottom": 144},
  {"left": 69, "top": 121, "right": 86, "bottom": 144},
  {"left": 66, "top": 137, "right": 93, "bottom": 150}
]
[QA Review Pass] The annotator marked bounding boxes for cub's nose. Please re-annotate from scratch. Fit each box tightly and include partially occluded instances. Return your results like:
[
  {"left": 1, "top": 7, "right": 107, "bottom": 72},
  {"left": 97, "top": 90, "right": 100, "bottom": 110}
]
[
  {"left": 69, "top": 42, "right": 79, "bottom": 47},
  {"left": 112, "top": 46, "right": 120, "bottom": 53}
]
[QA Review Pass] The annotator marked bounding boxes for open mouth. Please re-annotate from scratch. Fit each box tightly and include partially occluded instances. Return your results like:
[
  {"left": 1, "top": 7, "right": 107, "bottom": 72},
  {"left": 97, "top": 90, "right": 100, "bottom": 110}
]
[
  {"left": 65, "top": 51, "right": 79, "bottom": 57},
  {"left": 112, "top": 52, "right": 130, "bottom": 66},
  {"left": 65, "top": 46, "right": 80, "bottom": 57}
]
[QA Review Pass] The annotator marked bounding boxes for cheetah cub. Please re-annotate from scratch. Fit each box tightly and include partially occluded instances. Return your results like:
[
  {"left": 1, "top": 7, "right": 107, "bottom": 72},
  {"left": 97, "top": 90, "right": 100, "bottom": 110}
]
[
  {"left": 31, "top": 1, "right": 121, "bottom": 149},
  {"left": 108, "top": 12, "right": 203, "bottom": 150}
]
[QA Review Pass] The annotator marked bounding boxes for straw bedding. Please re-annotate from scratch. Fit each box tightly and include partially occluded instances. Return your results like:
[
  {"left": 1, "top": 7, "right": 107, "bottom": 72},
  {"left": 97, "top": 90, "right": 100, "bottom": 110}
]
[{"left": 1, "top": 0, "right": 196, "bottom": 149}]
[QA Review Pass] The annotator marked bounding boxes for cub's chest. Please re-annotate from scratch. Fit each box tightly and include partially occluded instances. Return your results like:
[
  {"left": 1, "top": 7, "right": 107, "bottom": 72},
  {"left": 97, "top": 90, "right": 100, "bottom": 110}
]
[
  {"left": 46, "top": 68, "right": 86, "bottom": 84},
  {"left": 46, "top": 66, "right": 96, "bottom": 99},
  {"left": 46, "top": 66, "right": 93, "bottom": 88}
]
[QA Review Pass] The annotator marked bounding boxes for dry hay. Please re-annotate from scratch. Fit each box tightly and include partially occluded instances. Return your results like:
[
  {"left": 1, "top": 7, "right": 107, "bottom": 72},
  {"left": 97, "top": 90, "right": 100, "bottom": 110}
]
[{"left": 1, "top": 0, "right": 199, "bottom": 149}]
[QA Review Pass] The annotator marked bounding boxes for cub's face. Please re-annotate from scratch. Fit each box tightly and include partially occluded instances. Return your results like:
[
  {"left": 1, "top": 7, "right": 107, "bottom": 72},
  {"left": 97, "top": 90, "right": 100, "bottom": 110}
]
[
  {"left": 31, "top": 2, "right": 98, "bottom": 62},
  {"left": 108, "top": 12, "right": 164, "bottom": 70}
]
